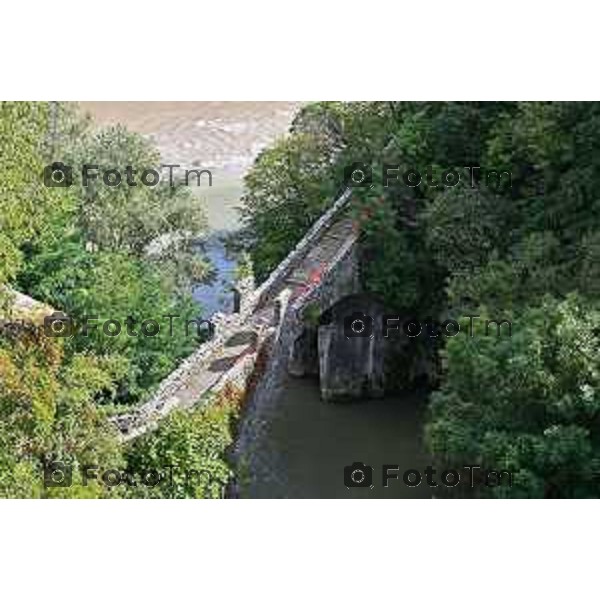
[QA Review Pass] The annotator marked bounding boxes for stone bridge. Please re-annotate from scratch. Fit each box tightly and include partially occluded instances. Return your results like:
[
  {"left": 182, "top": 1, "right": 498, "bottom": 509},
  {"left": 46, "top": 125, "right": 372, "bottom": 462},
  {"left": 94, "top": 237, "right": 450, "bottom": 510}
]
[{"left": 111, "top": 188, "right": 374, "bottom": 440}]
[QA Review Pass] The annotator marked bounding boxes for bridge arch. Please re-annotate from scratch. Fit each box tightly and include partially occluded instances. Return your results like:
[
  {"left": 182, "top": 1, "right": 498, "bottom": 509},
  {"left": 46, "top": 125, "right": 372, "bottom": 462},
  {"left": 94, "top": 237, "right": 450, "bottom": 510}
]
[{"left": 289, "top": 293, "right": 387, "bottom": 401}]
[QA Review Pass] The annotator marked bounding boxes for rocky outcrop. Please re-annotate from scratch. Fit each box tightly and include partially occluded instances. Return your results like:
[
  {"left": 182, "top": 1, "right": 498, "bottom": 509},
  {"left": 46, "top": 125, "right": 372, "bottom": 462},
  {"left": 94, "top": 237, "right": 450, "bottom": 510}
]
[{"left": 0, "top": 287, "right": 53, "bottom": 325}]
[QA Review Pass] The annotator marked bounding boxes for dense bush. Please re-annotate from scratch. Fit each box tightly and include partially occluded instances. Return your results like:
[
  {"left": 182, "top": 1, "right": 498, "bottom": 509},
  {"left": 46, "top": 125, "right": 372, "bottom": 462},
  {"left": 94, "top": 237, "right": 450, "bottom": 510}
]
[
  {"left": 125, "top": 386, "right": 244, "bottom": 498},
  {"left": 0, "top": 102, "right": 214, "bottom": 497},
  {"left": 427, "top": 297, "right": 600, "bottom": 498},
  {"left": 7, "top": 105, "right": 212, "bottom": 403},
  {"left": 0, "top": 102, "right": 71, "bottom": 284},
  {"left": 239, "top": 130, "right": 339, "bottom": 281},
  {"left": 0, "top": 327, "right": 125, "bottom": 498},
  {"left": 21, "top": 244, "right": 201, "bottom": 402}
]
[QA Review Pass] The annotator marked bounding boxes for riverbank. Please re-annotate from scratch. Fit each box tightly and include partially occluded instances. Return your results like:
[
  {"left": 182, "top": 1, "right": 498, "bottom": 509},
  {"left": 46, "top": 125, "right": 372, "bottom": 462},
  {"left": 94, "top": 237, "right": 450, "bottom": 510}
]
[
  {"left": 79, "top": 101, "right": 301, "bottom": 231},
  {"left": 80, "top": 101, "right": 301, "bottom": 315}
]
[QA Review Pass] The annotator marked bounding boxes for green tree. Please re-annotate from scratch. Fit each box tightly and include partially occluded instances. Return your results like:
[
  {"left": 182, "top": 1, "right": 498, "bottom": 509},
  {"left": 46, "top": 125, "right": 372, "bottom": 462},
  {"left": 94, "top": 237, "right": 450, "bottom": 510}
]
[
  {"left": 125, "top": 388, "right": 242, "bottom": 498},
  {"left": 13, "top": 107, "right": 212, "bottom": 404},
  {"left": 21, "top": 242, "right": 202, "bottom": 403},
  {"left": 0, "top": 102, "right": 71, "bottom": 285},
  {"left": 66, "top": 124, "right": 211, "bottom": 290},
  {"left": 240, "top": 123, "right": 339, "bottom": 281},
  {"left": 426, "top": 297, "right": 600, "bottom": 498},
  {"left": 0, "top": 326, "right": 125, "bottom": 498}
]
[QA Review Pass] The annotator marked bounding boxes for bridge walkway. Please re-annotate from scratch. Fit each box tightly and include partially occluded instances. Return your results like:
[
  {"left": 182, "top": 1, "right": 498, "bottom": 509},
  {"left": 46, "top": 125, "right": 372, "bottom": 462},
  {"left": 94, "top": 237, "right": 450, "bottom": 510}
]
[{"left": 112, "top": 204, "right": 356, "bottom": 438}]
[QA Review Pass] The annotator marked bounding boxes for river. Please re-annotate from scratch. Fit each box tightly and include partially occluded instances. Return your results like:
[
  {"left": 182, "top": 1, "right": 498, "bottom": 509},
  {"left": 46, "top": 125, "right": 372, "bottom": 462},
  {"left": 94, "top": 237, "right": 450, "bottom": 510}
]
[
  {"left": 239, "top": 376, "right": 433, "bottom": 498},
  {"left": 82, "top": 102, "right": 431, "bottom": 498},
  {"left": 80, "top": 101, "right": 302, "bottom": 316}
]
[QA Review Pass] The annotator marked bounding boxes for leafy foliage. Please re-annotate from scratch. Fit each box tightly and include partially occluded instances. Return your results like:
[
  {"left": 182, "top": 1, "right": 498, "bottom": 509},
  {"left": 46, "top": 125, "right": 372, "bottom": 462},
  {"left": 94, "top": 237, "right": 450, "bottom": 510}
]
[
  {"left": 240, "top": 127, "right": 339, "bottom": 281},
  {"left": 0, "top": 327, "right": 125, "bottom": 498},
  {"left": 427, "top": 297, "right": 600, "bottom": 498},
  {"left": 241, "top": 101, "right": 600, "bottom": 497},
  {"left": 0, "top": 102, "right": 216, "bottom": 497},
  {"left": 0, "top": 102, "right": 72, "bottom": 284},
  {"left": 125, "top": 386, "right": 243, "bottom": 498},
  {"left": 8, "top": 106, "right": 212, "bottom": 403},
  {"left": 64, "top": 124, "right": 210, "bottom": 289},
  {"left": 21, "top": 244, "right": 201, "bottom": 402}
]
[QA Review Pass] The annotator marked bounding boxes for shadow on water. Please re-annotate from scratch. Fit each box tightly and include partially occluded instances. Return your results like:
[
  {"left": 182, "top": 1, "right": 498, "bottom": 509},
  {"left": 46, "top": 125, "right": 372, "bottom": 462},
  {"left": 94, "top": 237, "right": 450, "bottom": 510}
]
[{"left": 243, "top": 376, "right": 434, "bottom": 499}]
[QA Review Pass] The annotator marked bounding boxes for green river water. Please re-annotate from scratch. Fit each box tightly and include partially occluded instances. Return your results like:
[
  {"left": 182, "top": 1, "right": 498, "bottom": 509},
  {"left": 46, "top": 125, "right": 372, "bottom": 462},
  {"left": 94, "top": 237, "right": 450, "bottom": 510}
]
[{"left": 240, "top": 377, "right": 433, "bottom": 499}]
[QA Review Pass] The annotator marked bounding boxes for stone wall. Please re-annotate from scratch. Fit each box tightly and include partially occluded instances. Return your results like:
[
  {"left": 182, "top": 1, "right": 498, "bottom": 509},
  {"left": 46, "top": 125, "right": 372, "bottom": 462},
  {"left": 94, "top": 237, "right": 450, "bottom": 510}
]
[
  {"left": 112, "top": 317, "right": 275, "bottom": 440},
  {"left": 233, "top": 227, "right": 361, "bottom": 492},
  {"left": 250, "top": 188, "right": 352, "bottom": 308},
  {"left": 0, "top": 286, "right": 53, "bottom": 325},
  {"left": 110, "top": 188, "right": 354, "bottom": 442}
]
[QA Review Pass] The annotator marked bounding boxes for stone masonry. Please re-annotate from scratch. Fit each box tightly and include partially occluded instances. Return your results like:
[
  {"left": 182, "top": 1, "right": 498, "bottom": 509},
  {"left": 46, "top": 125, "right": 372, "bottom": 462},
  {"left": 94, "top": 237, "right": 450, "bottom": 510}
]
[{"left": 110, "top": 188, "right": 358, "bottom": 441}]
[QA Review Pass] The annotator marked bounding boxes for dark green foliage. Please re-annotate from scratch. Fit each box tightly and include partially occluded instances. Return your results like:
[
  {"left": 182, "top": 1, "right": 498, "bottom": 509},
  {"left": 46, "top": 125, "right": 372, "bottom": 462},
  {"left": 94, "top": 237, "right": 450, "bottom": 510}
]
[
  {"left": 240, "top": 128, "right": 338, "bottom": 281},
  {"left": 125, "top": 399, "right": 238, "bottom": 499},
  {"left": 0, "top": 102, "right": 73, "bottom": 285},
  {"left": 21, "top": 243, "right": 201, "bottom": 402},
  {"left": 427, "top": 297, "right": 600, "bottom": 498},
  {"left": 242, "top": 101, "right": 600, "bottom": 497},
  {"left": 10, "top": 107, "right": 212, "bottom": 403}
]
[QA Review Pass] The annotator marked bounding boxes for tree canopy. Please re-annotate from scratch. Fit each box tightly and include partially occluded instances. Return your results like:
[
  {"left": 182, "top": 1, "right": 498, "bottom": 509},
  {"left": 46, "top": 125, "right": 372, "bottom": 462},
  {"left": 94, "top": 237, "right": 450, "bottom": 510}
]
[{"left": 241, "top": 101, "right": 600, "bottom": 498}]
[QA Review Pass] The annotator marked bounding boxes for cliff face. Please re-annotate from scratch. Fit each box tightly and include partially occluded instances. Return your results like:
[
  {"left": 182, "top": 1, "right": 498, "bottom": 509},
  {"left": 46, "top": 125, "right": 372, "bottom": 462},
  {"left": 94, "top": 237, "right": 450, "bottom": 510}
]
[{"left": 0, "top": 287, "right": 53, "bottom": 326}]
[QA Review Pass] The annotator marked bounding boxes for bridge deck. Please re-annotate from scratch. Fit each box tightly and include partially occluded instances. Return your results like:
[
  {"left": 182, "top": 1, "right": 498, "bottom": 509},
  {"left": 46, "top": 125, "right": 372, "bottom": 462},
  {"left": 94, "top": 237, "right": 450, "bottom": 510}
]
[
  {"left": 181, "top": 217, "right": 357, "bottom": 407},
  {"left": 113, "top": 211, "right": 357, "bottom": 439},
  {"left": 285, "top": 218, "right": 356, "bottom": 289}
]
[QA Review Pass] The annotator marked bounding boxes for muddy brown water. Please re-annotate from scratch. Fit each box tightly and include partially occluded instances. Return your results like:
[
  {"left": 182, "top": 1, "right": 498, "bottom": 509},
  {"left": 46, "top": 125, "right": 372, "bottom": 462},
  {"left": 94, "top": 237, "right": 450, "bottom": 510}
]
[{"left": 79, "top": 101, "right": 302, "bottom": 231}]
